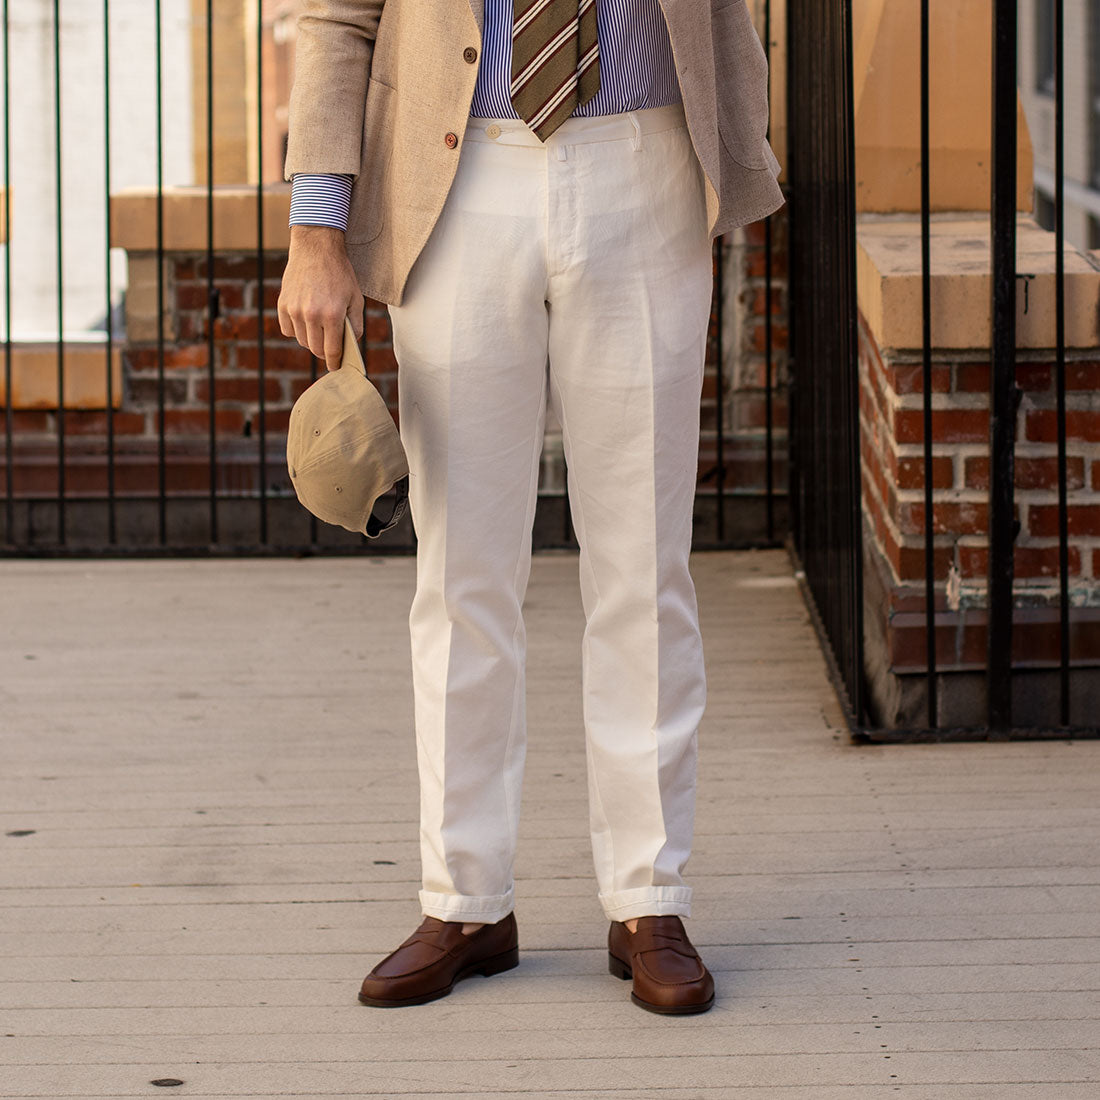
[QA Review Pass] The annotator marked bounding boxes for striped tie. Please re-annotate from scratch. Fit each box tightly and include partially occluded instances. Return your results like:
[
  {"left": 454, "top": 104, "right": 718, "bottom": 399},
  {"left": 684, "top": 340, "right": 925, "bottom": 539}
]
[{"left": 511, "top": 0, "right": 601, "bottom": 143}]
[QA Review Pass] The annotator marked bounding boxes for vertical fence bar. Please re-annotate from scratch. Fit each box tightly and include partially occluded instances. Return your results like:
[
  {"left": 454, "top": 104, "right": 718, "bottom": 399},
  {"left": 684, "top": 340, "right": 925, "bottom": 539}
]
[
  {"left": 785, "top": 0, "right": 800, "bottom": 553},
  {"left": 256, "top": 0, "right": 268, "bottom": 545},
  {"left": 763, "top": 0, "right": 775, "bottom": 543},
  {"left": 1054, "top": 0, "right": 1070, "bottom": 726},
  {"left": 53, "top": 0, "right": 64, "bottom": 545},
  {"left": 360, "top": 306, "right": 375, "bottom": 545},
  {"left": 787, "top": 6, "right": 807, "bottom": 567},
  {"left": 786, "top": 0, "right": 863, "bottom": 728},
  {"left": 919, "top": 0, "right": 937, "bottom": 727},
  {"left": 155, "top": 0, "right": 167, "bottom": 545},
  {"left": 828, "top": 2, "right": 842, "bottom": 685},
  {"left": 714, "top": 234, "right": 726, "bottom": 543},
  {"left": 561, "top": 452, "right": 571, "bottom": 542},
  {"left": 842, "top": 0, "right": 863, "bottom": 725},
  {"left": 309, "top": 352, "right": 318, "bottom": 545},
  {"left": 2, "top": 0, "right": 11, "bottom": 544},
  {"left": 764, "top": 217, "right": 774, "bottom": 543},
  {"left": 828, "top": 4, "right": 842, "bottom": 650},
  {"left": 104, "top": 0, "right": 115, "bottom": 544},
  {"left": 987, "top": 0, "right": 1018, "bottom": 731},
  {"left": 205, "top": 0, "right": 218, "bottom": 544}
]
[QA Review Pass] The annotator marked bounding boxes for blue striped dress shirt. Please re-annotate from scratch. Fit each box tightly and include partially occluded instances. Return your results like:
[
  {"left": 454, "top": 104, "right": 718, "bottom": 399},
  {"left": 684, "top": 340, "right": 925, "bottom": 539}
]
[{"left": 288, "top": 0, "right": 681, "bottom": 232}]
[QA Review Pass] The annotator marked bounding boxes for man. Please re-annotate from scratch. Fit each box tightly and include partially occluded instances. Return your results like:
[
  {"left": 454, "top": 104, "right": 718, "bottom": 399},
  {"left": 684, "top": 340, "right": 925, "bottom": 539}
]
[{"left": 278, "top": 0, "right": 782, "bottom": 1015}]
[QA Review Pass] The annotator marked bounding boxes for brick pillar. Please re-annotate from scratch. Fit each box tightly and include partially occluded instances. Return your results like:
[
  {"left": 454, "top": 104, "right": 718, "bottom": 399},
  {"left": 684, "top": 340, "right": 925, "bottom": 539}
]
[{"left": 857, "top": 215, "right": 1100, "bottom": 727}]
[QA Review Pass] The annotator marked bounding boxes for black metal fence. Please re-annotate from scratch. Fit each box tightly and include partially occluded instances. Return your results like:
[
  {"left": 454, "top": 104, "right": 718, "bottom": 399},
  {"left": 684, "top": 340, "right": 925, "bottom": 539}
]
[
  {"left": 2, "top": 2, "right": 1095, "bottom": 738},
  {"left": 0, "top": 0, "right": 784, "bottom": 557},
  {"left": 1, "top": 2, "right": 330, "bottom": 555},
  {"left": 787, "top": 0, "right": 1094, "bottom": 737}
]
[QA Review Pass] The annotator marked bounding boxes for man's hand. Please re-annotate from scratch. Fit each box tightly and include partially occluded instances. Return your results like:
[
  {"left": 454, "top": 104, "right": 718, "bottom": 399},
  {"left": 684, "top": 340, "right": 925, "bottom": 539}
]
[{"left": 277, "top": 225, "right": 365, "bottom": 371}]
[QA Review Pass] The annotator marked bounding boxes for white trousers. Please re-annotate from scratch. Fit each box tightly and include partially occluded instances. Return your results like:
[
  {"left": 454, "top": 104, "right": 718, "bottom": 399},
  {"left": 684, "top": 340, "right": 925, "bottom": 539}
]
[{"left": 389, "top": 105, "right": 713, "bottom": 924}]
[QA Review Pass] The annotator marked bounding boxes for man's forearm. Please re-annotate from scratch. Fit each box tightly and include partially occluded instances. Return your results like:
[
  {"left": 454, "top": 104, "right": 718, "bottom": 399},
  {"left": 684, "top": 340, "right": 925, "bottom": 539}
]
[{"left": 283, "top": 1, "right": 385, "bottom": 179}]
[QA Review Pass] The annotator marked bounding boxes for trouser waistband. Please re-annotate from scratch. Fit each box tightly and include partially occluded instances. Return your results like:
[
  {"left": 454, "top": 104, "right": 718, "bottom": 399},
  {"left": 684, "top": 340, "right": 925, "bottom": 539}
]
[{"left": 464, "top": 104, "right": 687, "bottom": 149}]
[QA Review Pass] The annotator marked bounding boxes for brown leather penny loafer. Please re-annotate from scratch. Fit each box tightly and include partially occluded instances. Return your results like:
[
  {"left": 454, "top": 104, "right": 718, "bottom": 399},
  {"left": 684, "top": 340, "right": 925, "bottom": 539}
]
[
  {"left": 358, "top": 913, "right": 519, "bottom": 1007},
  {"left": 608, "top": 915, "right": 715, "bottom": 1015}
]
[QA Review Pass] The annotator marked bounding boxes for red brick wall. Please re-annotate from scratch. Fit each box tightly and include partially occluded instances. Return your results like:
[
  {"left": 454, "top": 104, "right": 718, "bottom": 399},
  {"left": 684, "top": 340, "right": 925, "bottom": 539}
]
[
  {"left": 4, "top": 253, "right": 396, "bottom": 501},
  {"left": 859, "top": 313, "right": 1100, "bottom": 671},
  {"left": 698, "top": 213, "right": 789, "bottom": 497},
  {"left": 6, "top": 229, "right": 789, "bottom": 537}
]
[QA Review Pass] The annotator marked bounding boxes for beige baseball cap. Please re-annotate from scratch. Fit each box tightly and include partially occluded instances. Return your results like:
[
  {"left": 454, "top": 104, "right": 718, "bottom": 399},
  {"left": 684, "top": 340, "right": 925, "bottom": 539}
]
[{"left": 286, "top": 317, "right": 409, "bottom": 537}]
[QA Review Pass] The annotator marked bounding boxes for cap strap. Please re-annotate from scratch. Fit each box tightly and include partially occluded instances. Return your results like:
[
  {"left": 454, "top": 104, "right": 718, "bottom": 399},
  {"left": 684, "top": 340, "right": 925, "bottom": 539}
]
[
  {"left": 342, "top": 316, "right": 368, "bottom": 378},
  {"left": 365, "top": 475, "right": 409, "bottom": 539}
]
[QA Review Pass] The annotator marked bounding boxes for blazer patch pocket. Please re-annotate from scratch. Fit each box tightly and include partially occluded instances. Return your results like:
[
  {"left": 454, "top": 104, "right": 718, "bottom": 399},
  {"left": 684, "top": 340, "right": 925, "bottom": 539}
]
[
  {"left": 713, "top": 1, "right": 772, "bottom": 171},
  {"left": 347, "top": 78, "right": 396, "bottom": 245}
]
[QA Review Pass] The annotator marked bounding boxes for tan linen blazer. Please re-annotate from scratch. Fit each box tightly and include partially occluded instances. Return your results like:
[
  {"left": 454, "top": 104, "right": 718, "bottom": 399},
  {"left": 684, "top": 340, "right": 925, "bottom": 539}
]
[{"left": 285, "top": 0, "right": 784, "bottom": 306}]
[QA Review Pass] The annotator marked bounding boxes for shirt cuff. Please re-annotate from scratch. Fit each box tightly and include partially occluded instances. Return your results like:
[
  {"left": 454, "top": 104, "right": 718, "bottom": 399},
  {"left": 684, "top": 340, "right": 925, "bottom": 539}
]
[{"left": 288, "top": 173, "right": 354, "bottom": 232}]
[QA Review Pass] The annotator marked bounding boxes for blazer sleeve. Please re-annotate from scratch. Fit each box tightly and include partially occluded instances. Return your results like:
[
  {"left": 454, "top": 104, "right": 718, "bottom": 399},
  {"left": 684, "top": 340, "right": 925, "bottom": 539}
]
[{"left": 283, "top": 0, "right": 385, "bottom": 180}]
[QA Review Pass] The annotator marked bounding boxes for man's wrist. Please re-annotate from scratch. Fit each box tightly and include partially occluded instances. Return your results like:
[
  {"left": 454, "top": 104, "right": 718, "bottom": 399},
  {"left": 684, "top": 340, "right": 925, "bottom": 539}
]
[
  {"left": 290, "top": 224, "right": 345, "bottom": 241},
  {"left": 289, "top": 225, "right": 349, "bottom": 259}
]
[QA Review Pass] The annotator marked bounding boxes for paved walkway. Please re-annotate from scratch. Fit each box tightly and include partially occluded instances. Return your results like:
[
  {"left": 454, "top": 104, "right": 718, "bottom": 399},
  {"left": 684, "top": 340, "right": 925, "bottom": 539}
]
[{"left": 2, "top": 550, "right": 1099, "bottom": 1098}]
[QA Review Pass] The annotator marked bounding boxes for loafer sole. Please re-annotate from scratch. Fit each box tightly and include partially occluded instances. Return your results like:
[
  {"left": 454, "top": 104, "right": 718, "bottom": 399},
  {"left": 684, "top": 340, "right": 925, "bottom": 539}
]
[
  {"left": 608, "top": 951, "right": 715, "bottom": 1016},
  {"left": 358, "top": 945, "right": 519, "bottom": 1007}
]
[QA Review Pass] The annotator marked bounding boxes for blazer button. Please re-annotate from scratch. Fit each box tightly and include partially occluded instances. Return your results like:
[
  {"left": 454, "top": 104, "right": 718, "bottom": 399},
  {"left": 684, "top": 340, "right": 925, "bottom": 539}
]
[
  {"left": 444, "top": 132, "right": 458, "bottom": 149},
  {"left": 463, "top": 46, "right": 478, "bottom": 64}
]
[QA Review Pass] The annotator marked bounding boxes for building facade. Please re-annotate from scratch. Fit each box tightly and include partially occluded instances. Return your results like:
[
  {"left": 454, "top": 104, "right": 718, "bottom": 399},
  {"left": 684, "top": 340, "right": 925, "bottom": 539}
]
[{"left": 1018, "top": 0, "right": 1100, "bottom": 249}]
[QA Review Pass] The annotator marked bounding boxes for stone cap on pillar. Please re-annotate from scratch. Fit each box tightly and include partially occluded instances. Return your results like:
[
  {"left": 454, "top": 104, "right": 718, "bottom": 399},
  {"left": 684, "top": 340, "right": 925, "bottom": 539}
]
[
  {"left": 857, "top": 214, "right": 1100, "bottom": 352},
  {"left": 110, "top": 185, "right": 293, "bottom": 253},
  {"left": 0, "top": 345, "right": 123, "bottom": 410}
]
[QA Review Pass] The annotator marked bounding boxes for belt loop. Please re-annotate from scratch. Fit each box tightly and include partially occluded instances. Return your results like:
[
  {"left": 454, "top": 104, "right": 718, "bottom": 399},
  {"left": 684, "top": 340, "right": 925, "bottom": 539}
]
[
  {"left": 555, "top": 143, "right": 568, "bottom": 162},
  {"left": 629, "top": 113, "right": 642, "bottom": 151}
]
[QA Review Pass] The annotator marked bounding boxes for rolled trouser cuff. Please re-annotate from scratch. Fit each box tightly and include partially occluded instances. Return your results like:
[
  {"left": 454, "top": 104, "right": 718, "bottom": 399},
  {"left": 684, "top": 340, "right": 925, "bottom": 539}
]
[
  {"left": 419, "top": 888, "right": 515, "bottom": 925},
  {"left": 600, "top": 886, "right": 693, "bottom": 922}
]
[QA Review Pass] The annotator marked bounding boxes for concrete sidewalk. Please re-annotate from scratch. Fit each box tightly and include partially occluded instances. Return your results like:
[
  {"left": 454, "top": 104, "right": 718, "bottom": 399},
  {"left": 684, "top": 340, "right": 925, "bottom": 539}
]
[{"left": 2, "top": 550, "right": 1099, "bottom": 1098}]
